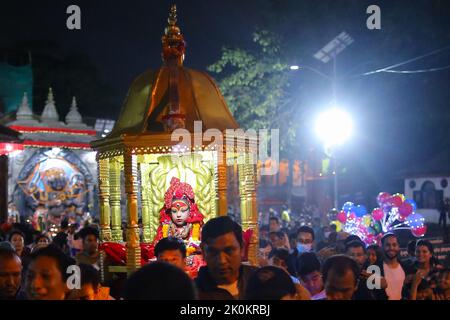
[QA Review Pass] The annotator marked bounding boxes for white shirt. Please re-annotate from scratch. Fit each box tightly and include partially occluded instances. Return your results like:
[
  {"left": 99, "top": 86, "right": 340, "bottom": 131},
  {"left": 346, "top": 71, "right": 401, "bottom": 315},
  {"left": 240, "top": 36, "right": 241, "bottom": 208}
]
[{"left": 383, "top": 262, "right": 405, "bottom": 300}]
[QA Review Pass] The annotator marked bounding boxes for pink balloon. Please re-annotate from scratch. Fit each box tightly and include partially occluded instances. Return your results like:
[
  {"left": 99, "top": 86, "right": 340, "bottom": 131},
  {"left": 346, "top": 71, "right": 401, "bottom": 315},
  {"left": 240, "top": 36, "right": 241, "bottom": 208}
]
[
  {"left": 372, "top": 208, "right": 384, "bottom": 221},
  {"left": 377, "top": 192, "right": 391, "bottom": 206},
  {"left": 337, "top": 211, "right": 347, "bottom": 223},
  {"left": 412, "top": 225, "right": 427, "bottom": 237},
  {"left": 390, "top": 195, "right": 403, "bottom": 208},
  {"left": 398, "top": 202, "right": 413, "bottom": 217}
]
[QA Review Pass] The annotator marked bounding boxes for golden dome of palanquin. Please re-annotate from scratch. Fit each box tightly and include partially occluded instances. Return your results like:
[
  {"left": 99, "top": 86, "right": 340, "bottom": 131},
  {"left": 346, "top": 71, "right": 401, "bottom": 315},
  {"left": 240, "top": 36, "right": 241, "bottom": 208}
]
[{"left": 106, "top": 4, "right": 239, "bottom": 140}]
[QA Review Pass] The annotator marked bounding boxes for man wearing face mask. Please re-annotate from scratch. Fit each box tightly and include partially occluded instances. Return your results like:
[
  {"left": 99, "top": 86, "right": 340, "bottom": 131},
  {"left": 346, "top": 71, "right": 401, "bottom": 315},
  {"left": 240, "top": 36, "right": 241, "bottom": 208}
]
[{"left": 287, "top": 226, "right": 315, "bottom": 276}]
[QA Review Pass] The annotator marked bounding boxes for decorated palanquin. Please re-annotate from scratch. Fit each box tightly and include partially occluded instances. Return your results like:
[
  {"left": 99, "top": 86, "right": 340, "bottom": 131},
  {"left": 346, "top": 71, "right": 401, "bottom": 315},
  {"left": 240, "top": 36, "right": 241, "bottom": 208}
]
[{"left": 91, "top": 5, "right": 258, "bottom": 281}]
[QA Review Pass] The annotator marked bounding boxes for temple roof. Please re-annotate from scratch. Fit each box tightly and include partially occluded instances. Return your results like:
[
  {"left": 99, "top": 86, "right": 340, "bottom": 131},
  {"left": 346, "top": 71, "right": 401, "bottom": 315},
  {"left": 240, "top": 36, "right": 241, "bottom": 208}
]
[
  {"left": 103, "top": 5, "right": 239, "bottom": 141},
  {"left": 108, "top": 67, "right": 239, "bottom": 138},
  {"left": 3, "top": 88, "right": 96, "bottom": 149}
]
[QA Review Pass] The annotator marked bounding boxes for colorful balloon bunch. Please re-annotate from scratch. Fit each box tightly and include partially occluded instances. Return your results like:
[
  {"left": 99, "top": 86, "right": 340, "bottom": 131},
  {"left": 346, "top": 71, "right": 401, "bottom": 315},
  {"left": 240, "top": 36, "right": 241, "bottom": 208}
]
[
  {"left": 329, "top": 202, "right": 376, "bottom": 244},
  {"left": 374, "top": 192, "right": 426, "bottom": 237},
  {"left": 328, "top": 192, "right": 426, "bottom": 245}
]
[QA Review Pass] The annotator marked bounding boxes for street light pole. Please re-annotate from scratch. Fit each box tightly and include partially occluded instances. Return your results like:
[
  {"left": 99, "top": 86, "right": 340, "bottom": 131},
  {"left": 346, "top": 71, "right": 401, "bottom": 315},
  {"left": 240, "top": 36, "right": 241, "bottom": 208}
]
[
  {"left": 316, "top": 110, "right": 352, "bottom": 210},
  {"left": 333, "top": 153, "right": 338, "bottom": 209}
]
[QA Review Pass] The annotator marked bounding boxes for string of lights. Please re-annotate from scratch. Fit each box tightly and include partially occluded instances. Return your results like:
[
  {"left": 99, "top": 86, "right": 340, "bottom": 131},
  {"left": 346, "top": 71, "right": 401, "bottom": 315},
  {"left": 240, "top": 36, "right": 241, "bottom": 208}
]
[{"left": 348, "top": 44, "right": 450, "bottom": 78}]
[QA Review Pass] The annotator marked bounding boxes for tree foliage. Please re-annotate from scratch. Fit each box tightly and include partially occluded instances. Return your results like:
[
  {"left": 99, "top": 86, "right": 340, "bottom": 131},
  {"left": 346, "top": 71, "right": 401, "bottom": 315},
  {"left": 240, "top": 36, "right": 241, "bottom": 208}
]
[{"left": 208, "top": 30, "right": 299, "bottom": 156}]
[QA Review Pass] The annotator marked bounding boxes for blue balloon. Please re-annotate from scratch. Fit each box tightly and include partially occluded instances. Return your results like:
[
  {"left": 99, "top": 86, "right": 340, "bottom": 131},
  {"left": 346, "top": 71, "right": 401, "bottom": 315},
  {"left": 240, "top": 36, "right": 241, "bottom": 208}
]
[
  {"left": 405, "top": 199, "right": 417, "bottom": 211},
  {"left": 342, "top": 202, "right": 355, "bottom": 213},
  {"left": 406, "top": 213, "right": 425, "bottom": 228},
  {"left": 355, "top": 205, "right": 367, "bottom": 217}
]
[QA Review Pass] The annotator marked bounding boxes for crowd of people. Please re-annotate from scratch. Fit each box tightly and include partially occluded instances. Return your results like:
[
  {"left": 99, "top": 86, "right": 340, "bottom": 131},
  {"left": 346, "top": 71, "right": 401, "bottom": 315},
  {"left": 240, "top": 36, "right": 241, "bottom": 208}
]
[
  {"left": 0, "top": 212, "right": 450, "bottom": 300},
  {"left": 257, "top": 213, "right": 450, "bottom": 300}
]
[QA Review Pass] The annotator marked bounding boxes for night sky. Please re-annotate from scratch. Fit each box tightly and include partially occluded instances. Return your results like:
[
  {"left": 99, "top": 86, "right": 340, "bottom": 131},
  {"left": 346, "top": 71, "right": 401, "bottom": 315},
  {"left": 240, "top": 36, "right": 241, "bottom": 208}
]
[{"left": 2, "top": 0, "right": 450, "bottom": 194}]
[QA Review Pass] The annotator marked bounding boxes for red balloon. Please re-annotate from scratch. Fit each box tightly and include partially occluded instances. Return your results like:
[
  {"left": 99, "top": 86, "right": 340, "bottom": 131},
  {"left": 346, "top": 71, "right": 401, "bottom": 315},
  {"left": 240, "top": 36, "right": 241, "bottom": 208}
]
[
  {"left": 398, "top": 202, "right": 413, "bottom": 217},
  {"left": 377, "top": 192, "right": 391, "bottom": 206},
  {"left": 412, "top": 225, "right": 427, "bottom": 237},
  {"left": 389, "top": 195, "right": 403, "bottom": 208},
  {"left": 348, "top": 212, "right": 356, "bottom": 221},
  {"left": 337, "top": 211, "right": 347, "bottom": 223},
  {"left": 372, "top": 208, "right": 384, "bottom": 221}
]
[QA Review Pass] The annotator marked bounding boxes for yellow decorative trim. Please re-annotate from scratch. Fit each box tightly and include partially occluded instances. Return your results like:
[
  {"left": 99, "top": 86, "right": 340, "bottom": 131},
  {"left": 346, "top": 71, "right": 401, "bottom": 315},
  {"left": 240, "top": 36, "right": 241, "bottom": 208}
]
[
  {"left": 162, "top": 224, "right": 169, "bottom": 238},
  {"left": 98, "top": 158, "right": 111, "bottom": 242},
  {"left": 191, "top": 223, "right": 200, "bottom": 241},
  {"left": 109, "top": 157, "right": 123, "bottom": 242}
]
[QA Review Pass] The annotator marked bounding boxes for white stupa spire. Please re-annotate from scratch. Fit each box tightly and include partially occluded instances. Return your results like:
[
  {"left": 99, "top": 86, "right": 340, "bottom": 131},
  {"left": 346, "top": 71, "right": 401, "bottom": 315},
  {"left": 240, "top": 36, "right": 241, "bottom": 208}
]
[
  {"left": 9, "top": 92, "right": 39, "bottom": 126},
  {"left": 65, "top": 96, "right": 87, "bottom": 128},
  {"left": 41, "top": 87, "right": 64, "bottom": 126},
  {"left": 16, "top": 92, "right": 33, "bottom": 120}
]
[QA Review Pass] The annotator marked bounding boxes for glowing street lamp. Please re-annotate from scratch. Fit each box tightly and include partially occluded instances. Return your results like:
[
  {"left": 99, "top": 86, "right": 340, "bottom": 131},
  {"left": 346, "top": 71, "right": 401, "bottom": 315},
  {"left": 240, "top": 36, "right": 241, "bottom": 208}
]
[
  {"left": 315, "top": 107, "right": 353, "bottom": 208},
  {"left": 315, "top": 108, "right": 353, "bottom": 149}
]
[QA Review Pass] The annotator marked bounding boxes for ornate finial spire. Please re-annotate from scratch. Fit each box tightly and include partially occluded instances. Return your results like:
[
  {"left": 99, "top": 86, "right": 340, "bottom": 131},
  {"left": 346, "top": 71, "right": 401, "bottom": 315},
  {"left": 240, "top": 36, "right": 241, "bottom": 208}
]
[
  {"left": 41, "top": 86, "right": 60, "bottom": 123},
  {"left": 22, "top": 92, "right": 29, "bottom": 106},
  {"left": 16, "top": 92, "right": 33, "bottom": 120},
  {"left": 162, "top": 4, "right": 185, "bottom": 66},
  {"left": 47, "top": 87, "right": 54, "bottom": 104},
  {"left": 168, "top": 4, "right": 177, "bottom": 27},
  {"left": 71, "top": 96, "right": 77, "bottom": 109},
  {"left": 65, "top": 96, "right": 85, "bottom": 127}
]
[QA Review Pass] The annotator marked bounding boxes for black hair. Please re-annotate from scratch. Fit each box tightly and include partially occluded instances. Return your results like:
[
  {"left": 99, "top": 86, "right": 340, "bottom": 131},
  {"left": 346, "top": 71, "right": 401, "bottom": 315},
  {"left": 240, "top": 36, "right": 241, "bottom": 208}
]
[
  {"left": 381, "top": 233, "right": 398, "bottom": 246},
  {"left": 60, "top": 219, "right": 69, "bottom": 229},
  {"left": 245, "top": 266, "right": 296, "bottom": 300},
  {"left": 415, "top": 239, "right": 434, "bottom": 255},
  {"left": 344, "top": 235, "right": 362, "bottom": 245},
  {"left": 366, "top": 244, "right": 383, "bottom": 262},
  {"left": 296, "top": 252, "right": 321, "bottom": 277},
  {"left": 52, "top": 232, "right": 68, "bottom": 249},
  {"left": 78, "top": 263, "right": 100, "bottom": 289},
  {"left": 8, "top": 229, "right": 25, "bottom": 242},
  {"left": 34, "top": 234, "right": 50, "bottom": 244},
  {"left": 259, "top": 239, "right": 271, "bottom": 249},
  {"left": 201, "top": 216, "right": 243, "bottom": 247},
  {"left": 154, "top": 237, "right": 187, "bottom": 258},
  {"left": 297, "top": 226, "right": 315, "bottom": 241},
  {"left": 345, "top": 240, "right": 367, "bottom": 253},
  {"left": 415, "top": 239, "right": 438, "bottom": 266},
  {"left": 269, "top": 231, "right": 284, "bottom": 239},
  {"left": 123, "top": 261, "right": 196, "bottom": 300},
  {"left": 269, "top": 248, "right": 290, "bottom": 264},
  {"left": 407, "top": 240, "right": 417, "bottom": 255},
  {"left": 269, "top": 217, "right": 280, "bottom": 224},
  {"left": 322, "top": 255, "right": 359, "bottom": 285},
  {"left": 0, "top": 247, "right": 20, "bottom": 261},
  {"left": 76, "top": 226, "right": 99, "bottom": 241},
  {"left": 28, "top": 244, "right": 76, "bottom": 281}
]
